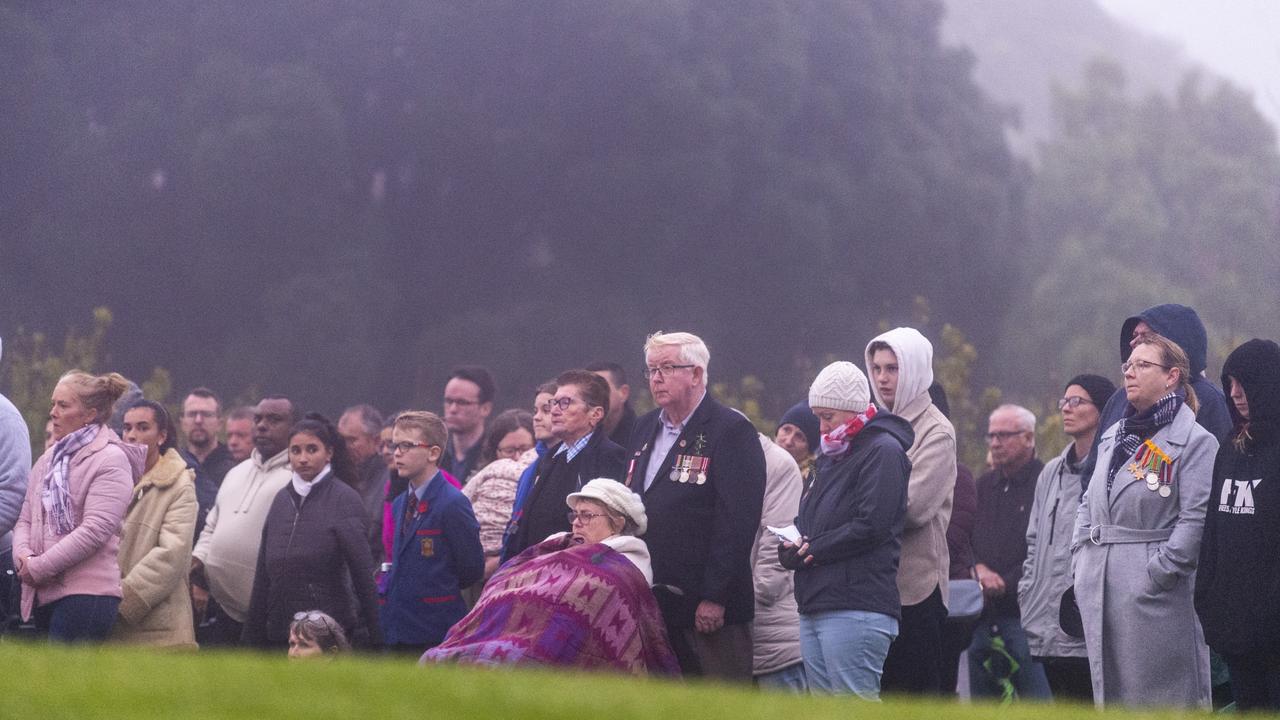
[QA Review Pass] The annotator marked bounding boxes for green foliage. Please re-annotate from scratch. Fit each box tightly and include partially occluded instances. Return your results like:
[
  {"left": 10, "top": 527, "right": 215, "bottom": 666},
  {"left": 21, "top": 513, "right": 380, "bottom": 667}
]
[
  {"left": 1, "top": 307, "right": 113, "bottom": 454},
  {"left": 710, "top": 375, "right": 769, "bottom": 433},
  {"left": 1005, "top": 59, "right": 1280, "bottom": 397},
  {"left": 0, "top": 307, "right": 174, "bottom": 454},
  {"left": 0, "top": 1, "right": 1025, "bottom": 415}
]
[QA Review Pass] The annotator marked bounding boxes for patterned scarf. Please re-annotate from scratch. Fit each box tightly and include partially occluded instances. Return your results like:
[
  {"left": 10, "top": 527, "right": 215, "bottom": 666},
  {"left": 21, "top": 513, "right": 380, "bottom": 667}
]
[
  {"left": 1107, "top": 390, "right": 1184, "bottom": 491},
  {"left": 43, "top": 423, "right": 100, "bottom": 535},
  {"left": 819, "top": 404, "right": 878, "bottom": 456}
]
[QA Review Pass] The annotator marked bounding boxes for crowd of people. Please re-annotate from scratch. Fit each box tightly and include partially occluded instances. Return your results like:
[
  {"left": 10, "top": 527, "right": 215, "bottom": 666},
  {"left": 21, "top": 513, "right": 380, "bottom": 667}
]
[{"left": 0, "top": 309, "right": 1277, "bottom": 710}]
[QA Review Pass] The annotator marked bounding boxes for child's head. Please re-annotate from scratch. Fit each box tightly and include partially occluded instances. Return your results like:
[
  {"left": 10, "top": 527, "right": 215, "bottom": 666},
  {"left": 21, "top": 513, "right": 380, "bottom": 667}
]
[{"left": 288, "top": 610, "right": 350, "bottom": 659}]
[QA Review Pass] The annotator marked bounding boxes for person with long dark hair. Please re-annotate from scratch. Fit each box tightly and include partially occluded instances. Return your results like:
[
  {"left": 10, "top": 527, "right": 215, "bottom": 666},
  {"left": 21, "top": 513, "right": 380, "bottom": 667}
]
[
  {"left": 241, "top": 414, "right": 381, "bottom": 649},
  {"left": 14, "top": 370, "right": 141, "bottom": 642},
  {"left": 1196, "top": 339, "right": 1280, "bottom": 711},
  {"left": 115, "top": 400, "right": 198, "bottom": 648}
]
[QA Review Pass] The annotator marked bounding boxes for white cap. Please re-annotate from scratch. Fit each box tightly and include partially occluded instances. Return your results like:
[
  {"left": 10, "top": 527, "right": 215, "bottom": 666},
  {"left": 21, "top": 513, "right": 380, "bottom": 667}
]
[{"left": 566, "top": 478, "right": 647, "bottom": 536}]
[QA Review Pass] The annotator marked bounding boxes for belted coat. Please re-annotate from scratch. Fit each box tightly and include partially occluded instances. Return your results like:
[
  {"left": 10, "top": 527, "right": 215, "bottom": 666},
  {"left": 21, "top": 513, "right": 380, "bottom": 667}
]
[{"left": 1071, "top": 404, "right": 1215, "bottom": 709}]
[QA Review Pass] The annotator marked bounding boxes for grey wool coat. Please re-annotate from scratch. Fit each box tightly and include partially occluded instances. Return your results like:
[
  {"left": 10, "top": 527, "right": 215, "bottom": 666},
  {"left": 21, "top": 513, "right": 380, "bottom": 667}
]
[{"left": 1071, "top": 404, "right": 1216, "bottom": 709}]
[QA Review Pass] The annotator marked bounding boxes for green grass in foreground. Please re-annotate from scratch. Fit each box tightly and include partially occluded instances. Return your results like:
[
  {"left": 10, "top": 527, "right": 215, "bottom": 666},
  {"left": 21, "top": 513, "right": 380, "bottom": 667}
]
[{"left": 0, "top": 642, "right": 1198, "bottom": 720}]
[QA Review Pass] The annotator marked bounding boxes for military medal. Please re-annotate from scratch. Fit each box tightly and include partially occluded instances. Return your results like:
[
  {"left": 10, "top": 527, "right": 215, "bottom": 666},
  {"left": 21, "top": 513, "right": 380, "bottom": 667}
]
[{"left": 1134, "top": 440, "right": 1175, "bottom": 496}]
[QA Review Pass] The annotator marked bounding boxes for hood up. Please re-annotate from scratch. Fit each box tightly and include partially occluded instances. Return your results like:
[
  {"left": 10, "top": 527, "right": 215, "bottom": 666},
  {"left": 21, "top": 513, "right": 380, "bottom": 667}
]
[
  {"left": 1222, "top": 338, "right": 1280, "bottom": 442},
  {"left": 1120, "top": 303, "right": 1208, "bottom": 378},
  {"left": 865, "top": 327, "right": 934, "bottom": 413}
]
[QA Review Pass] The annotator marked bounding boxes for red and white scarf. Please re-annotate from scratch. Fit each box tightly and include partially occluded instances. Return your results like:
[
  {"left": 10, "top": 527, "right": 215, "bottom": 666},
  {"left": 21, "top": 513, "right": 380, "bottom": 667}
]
[{"left": 819, "top": 405, "right": 878, "bottom": 456}]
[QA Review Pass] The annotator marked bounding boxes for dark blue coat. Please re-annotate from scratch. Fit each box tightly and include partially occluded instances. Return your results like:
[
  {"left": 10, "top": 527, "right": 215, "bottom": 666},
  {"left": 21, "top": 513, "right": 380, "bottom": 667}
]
[
  {"left": 793, "top": 414, "right": 913, "bottom": 619},
  {"left": 626, "top": 395, "right": 765, "bottom": 628},
  {"left": 380, "top": 471, "right": 484, "bottom": 648}
]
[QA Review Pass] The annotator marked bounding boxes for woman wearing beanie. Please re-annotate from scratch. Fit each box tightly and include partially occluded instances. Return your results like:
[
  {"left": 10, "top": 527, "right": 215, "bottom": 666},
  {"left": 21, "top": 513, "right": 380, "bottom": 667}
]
[
  {"left": 780, "top": 361, "right": 914, "bottom": 699},
  {"left": 776, "top": 401, "right": 820, "bottom": 486},
  {"left": 14, "top": 370, "right": 142, "bottom": 642},
  {"left": 1072, "top": 336, "right": 1217, "bottom": 708},
  {"left": 1018, "top": 374, "right": 1114, "bottom": 700},
  {"left": 1196, "top": 339, "right": 1280, "bottom": 711}
]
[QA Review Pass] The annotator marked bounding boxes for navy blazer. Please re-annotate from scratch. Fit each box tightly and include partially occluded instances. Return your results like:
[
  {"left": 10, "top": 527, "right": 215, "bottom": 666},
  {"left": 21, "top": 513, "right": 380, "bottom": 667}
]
[
  {"left": 625, "top": 395, "right": 766, "bottom": 628},
  {"left": 380, "top": 472, "right": 484, "bottom": 647}
]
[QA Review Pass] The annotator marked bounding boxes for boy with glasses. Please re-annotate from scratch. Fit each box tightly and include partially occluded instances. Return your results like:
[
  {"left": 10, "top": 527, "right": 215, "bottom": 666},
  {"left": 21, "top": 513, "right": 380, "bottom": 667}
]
[{"left": 381, "top": 411, "right": 484, "bottom": 655}]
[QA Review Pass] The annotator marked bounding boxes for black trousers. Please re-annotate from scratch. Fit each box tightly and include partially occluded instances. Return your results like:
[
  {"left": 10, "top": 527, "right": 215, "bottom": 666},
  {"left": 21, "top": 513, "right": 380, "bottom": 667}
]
[
  {"left": 196, "top": 599, "right": 244, "bottom": 647},
  {"left": 940, "top": 616, "right": 979, "bottom": 695},
  {"left": 881, "top": 585, "right": 947, "bottom": 695},
  {"left": 1224, "top": 650, "right": 1280, "bottom": 712},
  {"left": 1037, "top": 655, "right": 1093, "bottom": 702}
]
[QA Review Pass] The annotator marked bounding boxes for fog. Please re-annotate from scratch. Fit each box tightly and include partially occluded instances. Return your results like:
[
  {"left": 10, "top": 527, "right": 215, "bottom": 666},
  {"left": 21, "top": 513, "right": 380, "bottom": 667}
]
[{"left": 2, "top": 1, "right": 1277, "bottom": 460}]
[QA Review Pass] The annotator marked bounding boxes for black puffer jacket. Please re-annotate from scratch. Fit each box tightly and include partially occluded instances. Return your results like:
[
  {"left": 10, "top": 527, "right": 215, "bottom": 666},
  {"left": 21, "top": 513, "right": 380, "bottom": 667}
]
[
  {"left": 792, "top": 413, "right": 913, "bottom": 619},
  {"left": 1195, "top": 339, "right": 1280, "bottom": 655},
  {"left": 241, "top": 473, "right": 382, "bottom": 648}
]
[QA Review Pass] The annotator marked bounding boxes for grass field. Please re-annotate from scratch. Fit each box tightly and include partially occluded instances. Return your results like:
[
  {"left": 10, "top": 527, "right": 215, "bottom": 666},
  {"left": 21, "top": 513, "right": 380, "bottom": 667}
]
[{"left": 0, "top": 642, "right": 1199, "bottom": 719}]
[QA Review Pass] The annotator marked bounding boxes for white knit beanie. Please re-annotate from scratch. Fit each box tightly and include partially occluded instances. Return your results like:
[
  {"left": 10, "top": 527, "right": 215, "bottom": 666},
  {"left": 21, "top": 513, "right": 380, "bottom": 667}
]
[{"left": 809, "top": 361, "right": 871, "bottom": 412}]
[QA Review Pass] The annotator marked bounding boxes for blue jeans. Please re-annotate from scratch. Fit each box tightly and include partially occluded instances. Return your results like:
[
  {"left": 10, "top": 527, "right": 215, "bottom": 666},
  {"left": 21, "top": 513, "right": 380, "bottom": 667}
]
[
  {"left": 800, "top": 610, "right": 899, "bottom": 699},
  {"left": 34, "top": 594, "right": 120, "bottom": 643},
  {"left": 967, "top": 615, "right": 1051, "bottom": 701},
  {"left": 756, "top": 661, "right": 808, "bottom": 692}
]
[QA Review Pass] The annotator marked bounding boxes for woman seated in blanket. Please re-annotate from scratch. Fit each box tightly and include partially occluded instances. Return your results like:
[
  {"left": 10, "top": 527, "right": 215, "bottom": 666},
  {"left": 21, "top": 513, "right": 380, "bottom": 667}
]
[{"left": 423, "top": 478, "right": 678, "bottom": 676}]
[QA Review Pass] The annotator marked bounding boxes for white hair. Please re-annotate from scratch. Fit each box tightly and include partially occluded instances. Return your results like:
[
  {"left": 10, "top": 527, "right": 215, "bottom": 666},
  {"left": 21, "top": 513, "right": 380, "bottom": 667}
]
[
  {"left": 991, "top": 403, "right": 1036, "bottom": 433},
  {"left": 643, "top": 331, "right": 710, "bottom": 384}
]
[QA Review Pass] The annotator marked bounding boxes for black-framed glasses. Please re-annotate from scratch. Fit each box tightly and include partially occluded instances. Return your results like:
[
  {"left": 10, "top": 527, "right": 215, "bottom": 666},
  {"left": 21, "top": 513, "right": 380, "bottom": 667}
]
[
  {"left": 642, "top": 364, "right": 695, "bottom": 380},
  {"left": 497, "top": 443, "right": 534, "bottom": 459},
  {"left": 1057, "top": 396, "right": 1093, "bottom": 410},
  {"left": 549, "top": 397, "right": 584, "bottom": 412},
  {"left": 390, "top": 441, "right": 435, "bottom": 454},
  {"left": 986, "top": 430, "right": 1030, "bottom": 443},
  {"left": 567, "top": 510, "right": 608, "bottom": 524},
  {"left": 1121, "top": 359, "right": 1170, "bottom": 374}
]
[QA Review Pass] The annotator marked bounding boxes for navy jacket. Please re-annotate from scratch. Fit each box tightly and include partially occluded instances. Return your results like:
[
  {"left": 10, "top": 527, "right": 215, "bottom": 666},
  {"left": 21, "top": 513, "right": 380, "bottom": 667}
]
[
  {"left": 381, "top": 471, "right": 484, "bottom": 648},
  {"left": 793, "top": 413, "right": 913, "bottom": 618},
  {"left": 1083, "top": 303, "right": 1232, "bottom": 489},
  {"left": 625, "top": 395, "right": 766, "bottom": 628}
]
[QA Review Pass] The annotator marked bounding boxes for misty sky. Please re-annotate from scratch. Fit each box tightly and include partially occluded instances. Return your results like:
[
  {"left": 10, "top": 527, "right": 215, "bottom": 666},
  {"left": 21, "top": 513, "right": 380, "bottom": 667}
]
[{"left": 1098, "top": 0, "right": 1280, "bottom": 128}]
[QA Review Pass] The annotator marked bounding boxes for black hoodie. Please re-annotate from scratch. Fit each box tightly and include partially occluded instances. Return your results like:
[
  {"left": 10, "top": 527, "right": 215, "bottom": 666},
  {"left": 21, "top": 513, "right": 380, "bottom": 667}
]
[
  {"left": 793, "top": 413, "right": 914, "bottom": 619},
  {"left": 1195, "top": 339, "right": 1280, "bottom": 655}
]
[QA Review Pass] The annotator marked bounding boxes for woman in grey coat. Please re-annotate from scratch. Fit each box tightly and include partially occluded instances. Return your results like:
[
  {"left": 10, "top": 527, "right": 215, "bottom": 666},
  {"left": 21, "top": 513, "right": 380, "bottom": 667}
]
[{"left": 1071, "top": 335, "right": 1216, "bottom": 709}]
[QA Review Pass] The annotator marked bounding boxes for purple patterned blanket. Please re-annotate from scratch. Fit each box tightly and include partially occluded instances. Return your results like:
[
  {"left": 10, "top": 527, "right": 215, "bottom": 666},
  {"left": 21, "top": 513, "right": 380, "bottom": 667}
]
[{"left": 423, "top": 536, "right": 680, "bottom": 676}]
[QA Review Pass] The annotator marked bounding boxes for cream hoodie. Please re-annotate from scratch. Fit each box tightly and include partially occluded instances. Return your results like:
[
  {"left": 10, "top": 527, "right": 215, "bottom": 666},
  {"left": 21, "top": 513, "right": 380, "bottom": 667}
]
[
  {"left": 866, "top": 327, "right": 957, "bottom": 606},
  {"left": 191, "top": 447, "right": 291, "bottom": 622}
]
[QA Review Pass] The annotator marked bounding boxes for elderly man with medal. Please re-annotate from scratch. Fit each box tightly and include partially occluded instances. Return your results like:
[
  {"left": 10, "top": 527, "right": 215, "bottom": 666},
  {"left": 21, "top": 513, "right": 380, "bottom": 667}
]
[{"left": 624, "top": 331, "right": 766, "bottom": 681}]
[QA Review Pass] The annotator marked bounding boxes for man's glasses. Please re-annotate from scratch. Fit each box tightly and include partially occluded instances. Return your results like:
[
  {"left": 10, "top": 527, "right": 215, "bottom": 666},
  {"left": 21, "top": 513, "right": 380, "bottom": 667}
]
[
  {"left": 183, "top": 410, "right": 217, "bottom": 419},
  {"left": 642, "top": 364, "right": 695, "bottom": 380},
  {"left": 986, "top": 430, "right": 1029, "bottom": 443},
  {"left": 549, "top": 397, "right": 585, "bottom": 412}
]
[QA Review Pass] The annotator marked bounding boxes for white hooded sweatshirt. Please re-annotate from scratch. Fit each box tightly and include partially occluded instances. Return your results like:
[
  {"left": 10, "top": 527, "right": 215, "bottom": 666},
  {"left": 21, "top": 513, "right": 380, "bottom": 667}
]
[{"left": 865, "top": 327, "right": 957, "bottom": 607}]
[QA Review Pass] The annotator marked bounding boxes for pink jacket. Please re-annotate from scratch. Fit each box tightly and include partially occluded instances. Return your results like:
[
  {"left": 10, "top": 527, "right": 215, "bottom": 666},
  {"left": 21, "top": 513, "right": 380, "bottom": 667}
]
[{"left": 13, "top": 425, "right": 143, "bottom": 620}]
